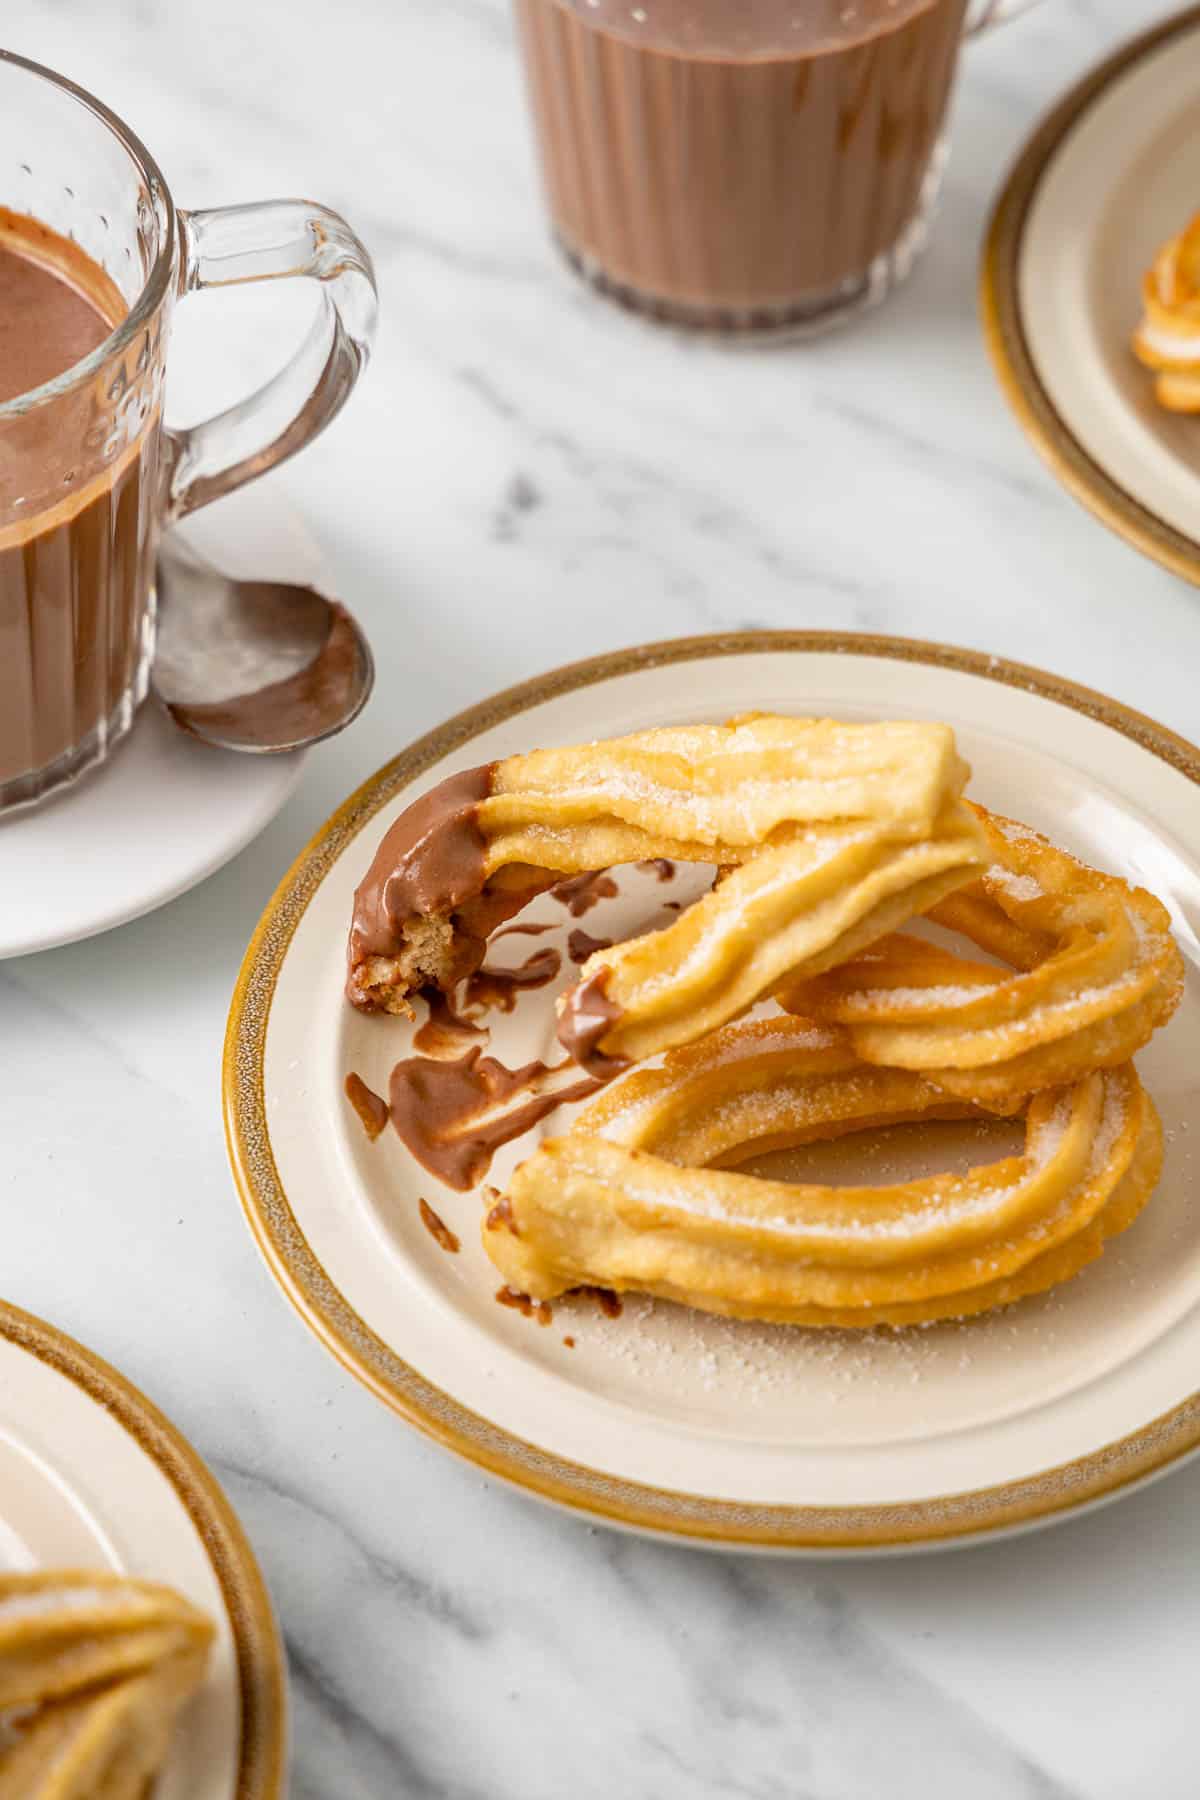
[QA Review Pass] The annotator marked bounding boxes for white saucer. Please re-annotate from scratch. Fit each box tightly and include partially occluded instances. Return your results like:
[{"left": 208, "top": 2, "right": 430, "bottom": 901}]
[{"left": 0, "top": 488, "right": 312, "bottom": 960}]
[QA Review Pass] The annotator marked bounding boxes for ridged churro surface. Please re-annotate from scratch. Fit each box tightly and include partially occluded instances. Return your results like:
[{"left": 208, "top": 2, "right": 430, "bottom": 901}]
[
  {"left": 482, "top": 1017, "right": 1161, "bottom": 1328},
  {"left": 781, "top": 805, "right": 1184, "bottom": 1107},
  {"left": 347, "top": 717, "right": 984, "bottom": 1059},
  {"left": 0, "top": 1570, "right": 213, "bottom": 1798}
]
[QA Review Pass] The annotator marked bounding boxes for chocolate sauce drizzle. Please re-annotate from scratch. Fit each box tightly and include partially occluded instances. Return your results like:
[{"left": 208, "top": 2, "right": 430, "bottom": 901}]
[
  {"left": 573, "top": 1284, "right": 624, "bottom": 1319},
  {"left": 388, "top": 1048, "right": 603, "bottom": 1190},
  {"left": 349, "top": 763, "right": 495, "bottom": 966},
  {"left": 492, "top": 1281, "right": 623, "bottom": 1324},
  {"left": 412, "top": 946, "right": 563, "bottom": 1058},
  {"left": 413, "top": 989, "right": 489, "bottom": 1059},
  {"left": 344, "top": 1072, "right": 390, "bottom": 1140},
  {"left": 418, "top": 1197, "right": 461, "bottom": 1254},
  {"left": 496, "top": 1286, "right": 553, "bottom": 1325},
  {"left": 550, "top": 869, "right": 619, "bottom": 917},
  {"left": 462, "top": 947, "right": 562, "bottom": 1014},
  {"left": 486, "top": 1193, "right": 520, "bottom": 1236},
  {"left": 352, "top": 848, "right": 636, "bottom": 1194},
  {"left": 567, "top": 928, "right": 614, "bottom": 966},
  {"left": 556, "top": 967, "right": 630, "bottom": 1077}
]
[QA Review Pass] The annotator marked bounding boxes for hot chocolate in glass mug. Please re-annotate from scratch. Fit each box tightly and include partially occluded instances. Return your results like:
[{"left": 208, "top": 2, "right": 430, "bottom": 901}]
[
  {"left": 515, "top": 0, "right": 1036, "bottom": 332},
  {"left": 0, "top": 50, "right": 376, "bottom": 813}
]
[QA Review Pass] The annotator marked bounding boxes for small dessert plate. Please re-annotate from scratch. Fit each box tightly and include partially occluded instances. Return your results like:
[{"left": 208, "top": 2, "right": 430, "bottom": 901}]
[
  {"left": 0, "top": 1298, "right": 286, "bottom": 1795},
  {"left": 0, "top": 486, "right": 312, "bottom": 960},
  {"left": 983, "top": 5, "right": 1200, "bottom": 585},
  {"left": 225, "top": 633, "right": 1200, "bottom": 1553}
]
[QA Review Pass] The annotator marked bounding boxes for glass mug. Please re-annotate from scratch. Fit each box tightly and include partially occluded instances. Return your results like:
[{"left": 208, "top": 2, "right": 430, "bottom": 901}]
[
  {"left": 514, "top": 0, "right": 1037, "bottom": 334},
  {"left": 0, "top": 50, "right": 377, "bottom": 813}
]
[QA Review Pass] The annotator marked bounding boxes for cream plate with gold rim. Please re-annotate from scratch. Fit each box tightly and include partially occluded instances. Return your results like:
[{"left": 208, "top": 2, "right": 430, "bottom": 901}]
[
  {"left": 0, "top": 1301, "right": 286, "bottom": 1795},
  {"left": 983, "top": 5, "right": 1200, "bottom": 586},
  {"left": 225, "top": 635, "right": 1200, "bottom": 1552}
]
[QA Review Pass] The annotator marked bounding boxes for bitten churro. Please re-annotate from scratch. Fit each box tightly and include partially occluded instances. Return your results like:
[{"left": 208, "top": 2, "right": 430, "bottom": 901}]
[{"left": 347, "top": 717, "right": 984, "bottom": 1062}]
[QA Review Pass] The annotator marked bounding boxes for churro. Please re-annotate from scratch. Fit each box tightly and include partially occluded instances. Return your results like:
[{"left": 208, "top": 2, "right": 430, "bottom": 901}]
[
  {"left": 347, "top": 717, "right": 983, "bottom": 1058},
  {"left": 781, "top": 805, "right": 1183, "bottom": 1107},
  {"left": 482, "top": 1017, "right": 1161, "bottom": 1328},
  {"left": 1133, "top": 210, "right": 1200, "bottom": 412},
  {"left": 557, "top": 801, "right": 985, "bottom": 1071},
  {"left": 0, "top": 1571, "right": 213, "bottom": 1798}
]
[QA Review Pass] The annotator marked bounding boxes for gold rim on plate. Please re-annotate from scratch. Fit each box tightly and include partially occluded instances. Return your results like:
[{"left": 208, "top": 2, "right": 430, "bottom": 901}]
[
  {"left": 224, "top": 630, "right": 1200, "bottom": 1550},
  {"left": 0, "top": 1299, "right": 288, "bottom": 1792},
  {"left": 981, "top": 3, "right": 1200, "bottom": 588}
]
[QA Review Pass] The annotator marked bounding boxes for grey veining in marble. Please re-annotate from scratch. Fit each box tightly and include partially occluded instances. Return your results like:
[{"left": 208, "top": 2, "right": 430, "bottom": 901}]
[{"left": 2, "top": 2, "right": 1199, "bottom": 1796}]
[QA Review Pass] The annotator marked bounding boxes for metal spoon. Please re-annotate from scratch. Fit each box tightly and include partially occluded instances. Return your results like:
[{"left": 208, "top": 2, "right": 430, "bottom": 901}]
[{"left": 152, "top": 535, "right": 373, "bottom": 753}]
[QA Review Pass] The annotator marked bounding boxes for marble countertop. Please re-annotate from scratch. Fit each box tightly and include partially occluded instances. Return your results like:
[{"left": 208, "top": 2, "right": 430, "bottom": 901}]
[{"left": 3, "top": 1, "right": 1198, "bottom": 1795}]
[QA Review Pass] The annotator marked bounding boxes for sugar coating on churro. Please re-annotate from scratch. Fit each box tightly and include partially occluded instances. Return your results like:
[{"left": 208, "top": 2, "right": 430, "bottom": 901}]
[
  {"left": 0, "top": 1569, "right": 214, "bottom": 1797},
  {"left": 483, "top": 1018, "right": 1161, "bottom": 1329}
]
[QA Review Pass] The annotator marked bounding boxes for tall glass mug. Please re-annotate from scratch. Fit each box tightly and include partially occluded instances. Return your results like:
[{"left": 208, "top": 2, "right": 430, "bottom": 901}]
[
  {"left": 0, "top": 51, "right": 376, "bottom": 813},
  {"left": 513, "top": 0, "right": 1035, "bottom": 333}
]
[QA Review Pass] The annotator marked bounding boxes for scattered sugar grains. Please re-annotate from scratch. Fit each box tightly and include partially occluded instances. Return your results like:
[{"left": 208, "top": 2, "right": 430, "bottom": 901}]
[
  {"left": 563, "top": 1293, "right": 1013, "bottom": 1408},
  {"left": 994, "top": 815, "right": 1049, "bottom": 847},
  {"left": 986, "top": 865, "right": 1043, "bottom": 904}
]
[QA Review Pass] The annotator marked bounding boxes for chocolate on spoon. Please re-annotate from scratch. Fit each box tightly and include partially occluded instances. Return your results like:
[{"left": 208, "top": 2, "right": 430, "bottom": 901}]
[{"left": 152, "top": 535, "right": 373, "bottom": 753}]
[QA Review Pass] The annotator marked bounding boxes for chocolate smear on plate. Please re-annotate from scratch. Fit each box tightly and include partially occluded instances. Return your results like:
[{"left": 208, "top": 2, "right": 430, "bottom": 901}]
[
  {"left": 550, "top": 870, "right": 619, "bottom": 917},
  {"left": 344, "top": 1072, "right": 389, "bottom": 1140},
  {"left": 418, "top": 1198, "right": 461, "bottom": 1254},
  {"left": 389, "top": 1048, "right": 602, "bottom": 1190}
]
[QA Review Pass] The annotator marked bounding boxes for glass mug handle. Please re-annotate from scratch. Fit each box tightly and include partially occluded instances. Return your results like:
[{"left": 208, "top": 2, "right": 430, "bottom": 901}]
[
  {"left": 165, "top": 200, "right": 377, "bottom": 519},
  {"left": 964, "top": 0, "right": 1041, "bottom": 34}
]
